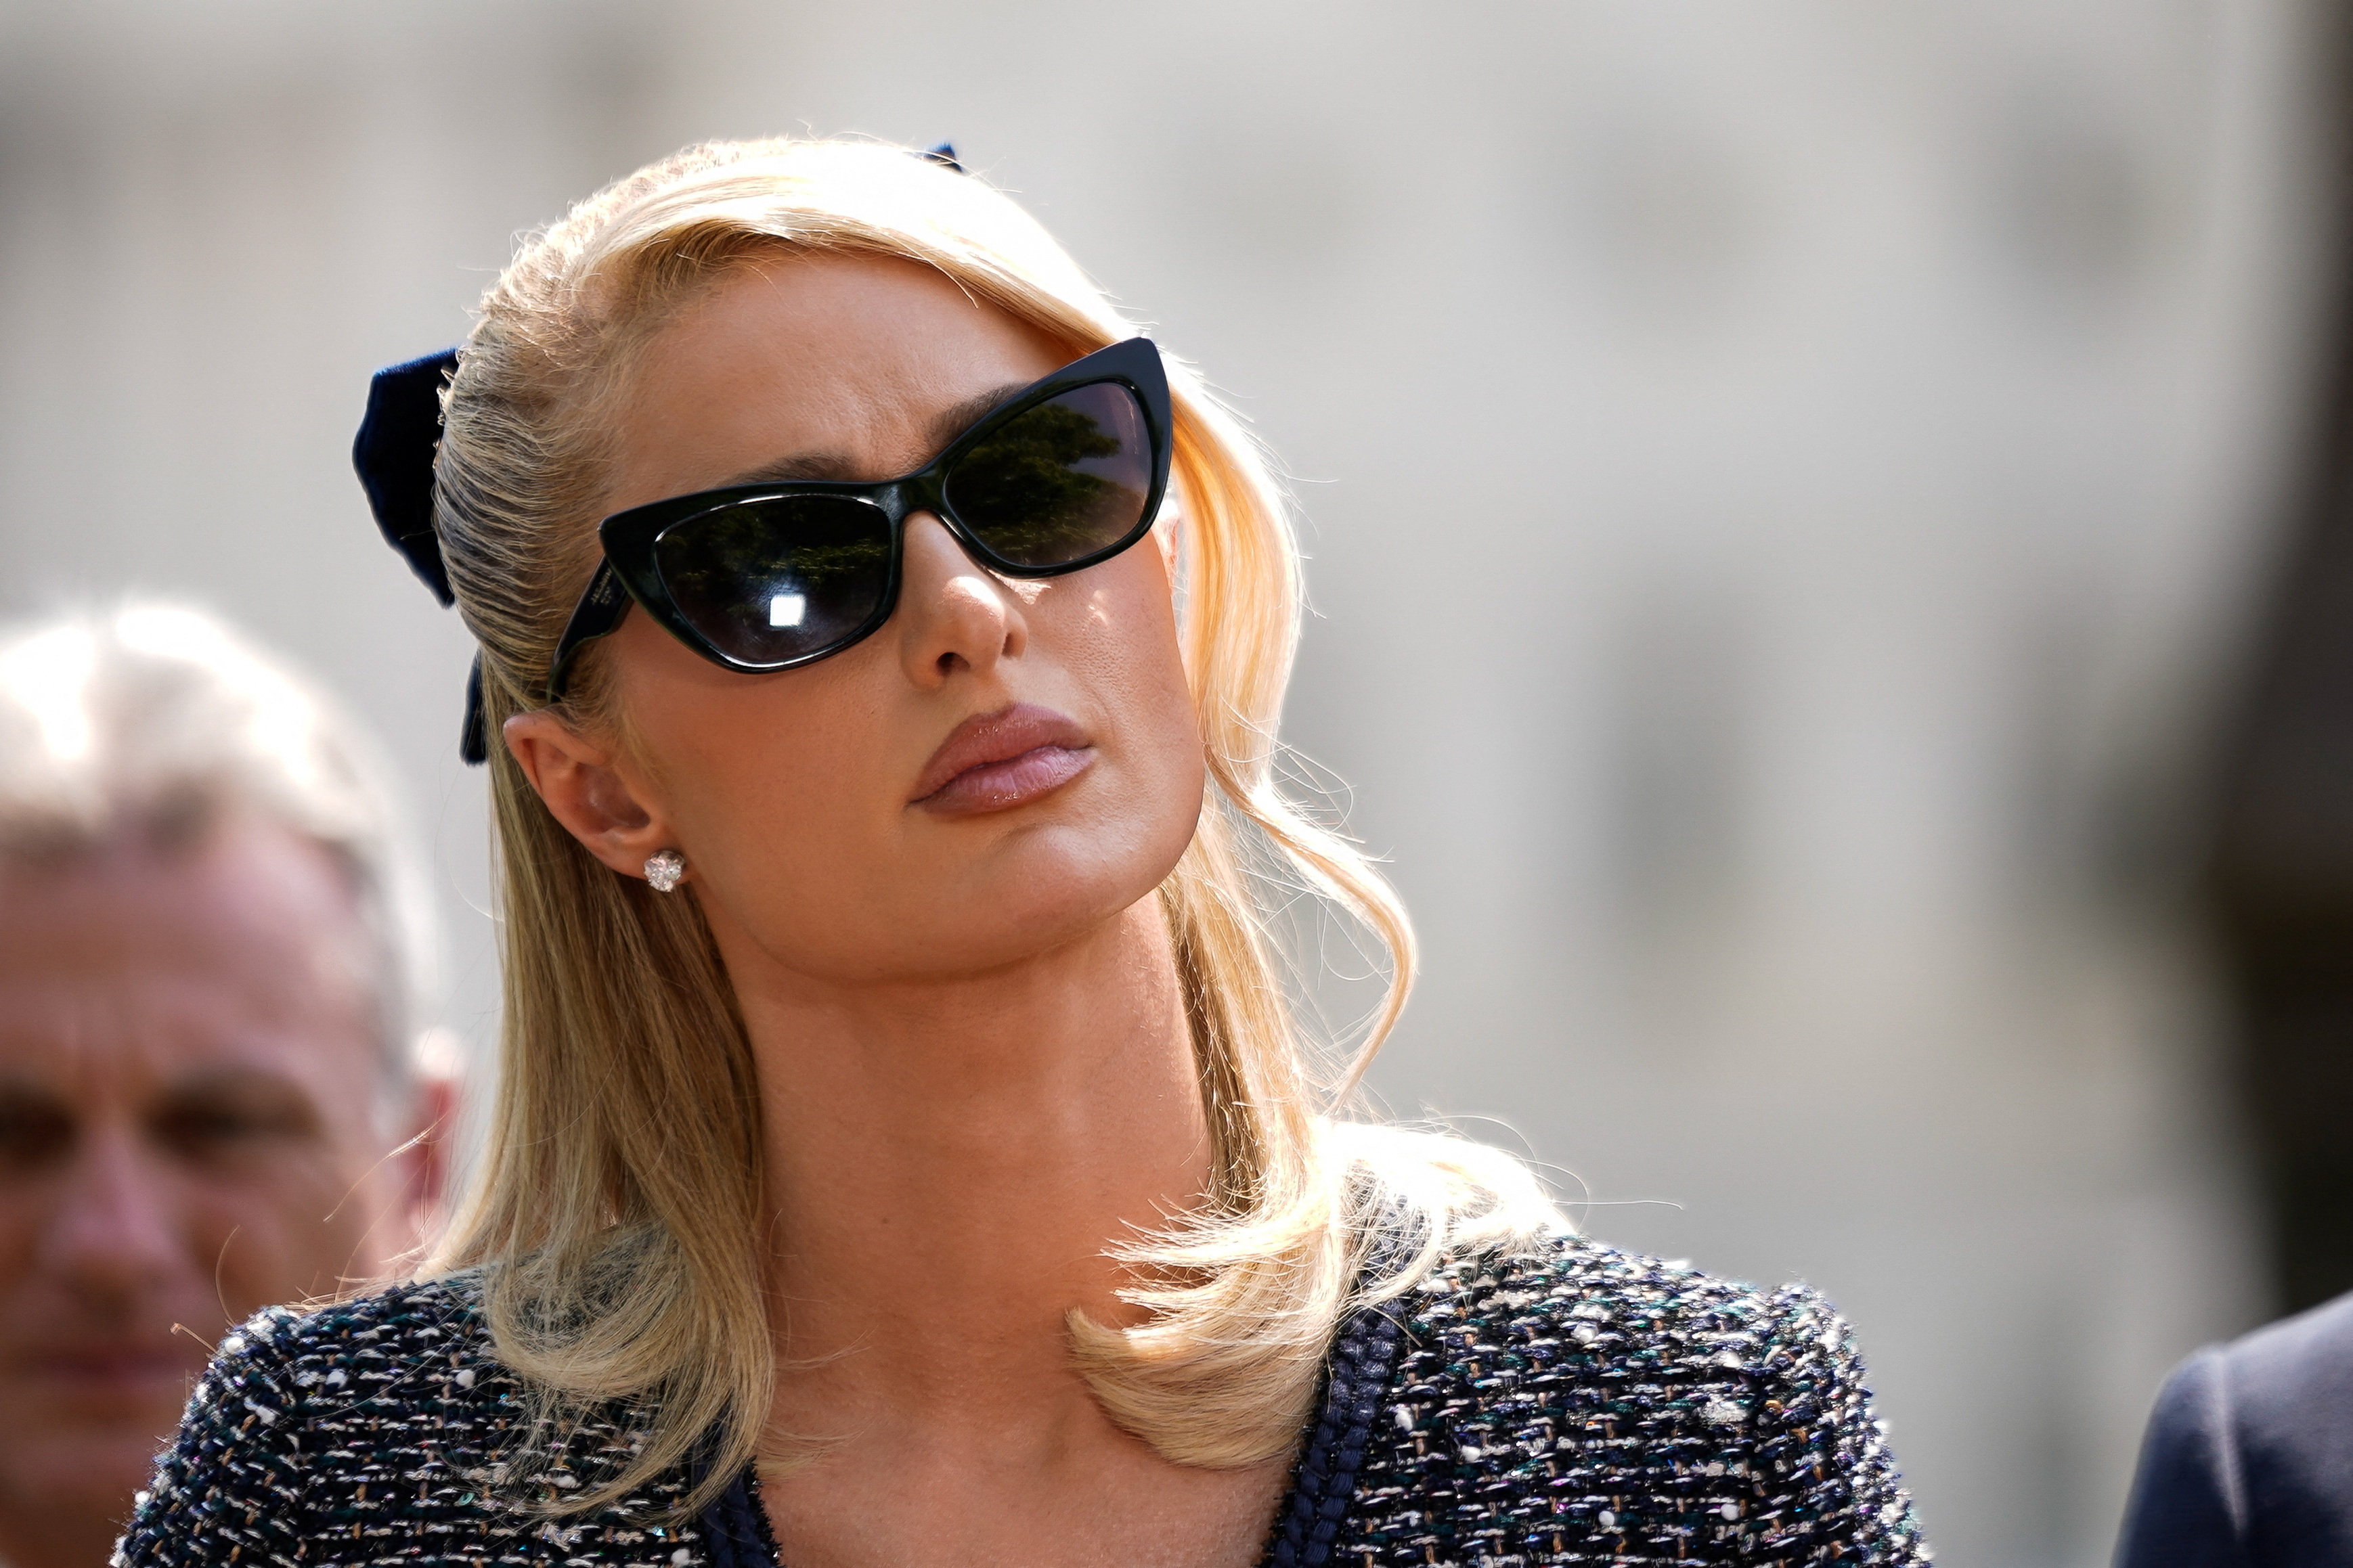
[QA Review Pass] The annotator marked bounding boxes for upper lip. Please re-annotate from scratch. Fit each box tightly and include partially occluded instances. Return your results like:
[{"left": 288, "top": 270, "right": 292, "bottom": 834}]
[{"left": 910, "top": 702, "right": 1091, "bottom": 803}]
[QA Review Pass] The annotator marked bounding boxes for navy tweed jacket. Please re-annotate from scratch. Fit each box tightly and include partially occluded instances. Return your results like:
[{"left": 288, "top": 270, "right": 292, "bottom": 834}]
[{"left": 115, "top": 1234, "right": 1929, "bottom": 1566}]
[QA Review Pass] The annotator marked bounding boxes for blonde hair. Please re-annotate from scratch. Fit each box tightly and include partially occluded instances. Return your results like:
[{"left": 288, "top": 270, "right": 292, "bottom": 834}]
[{"left": 424, "top": 137, "right": 1557, "bottom": 1515}]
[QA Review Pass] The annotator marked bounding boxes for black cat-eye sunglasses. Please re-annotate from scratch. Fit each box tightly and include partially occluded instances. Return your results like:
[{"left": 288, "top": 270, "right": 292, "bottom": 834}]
[{"left": 542, "top": 335, "right": 1172, "bottom": 701}]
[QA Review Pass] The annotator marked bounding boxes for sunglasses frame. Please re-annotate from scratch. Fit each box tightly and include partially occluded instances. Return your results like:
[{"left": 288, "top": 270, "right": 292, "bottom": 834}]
[{"left": 544, "top": 336, "right": 1172, "bottom": 702}]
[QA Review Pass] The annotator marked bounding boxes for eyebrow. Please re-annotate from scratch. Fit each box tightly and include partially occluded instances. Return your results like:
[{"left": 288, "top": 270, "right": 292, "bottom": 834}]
[
  {"left": 716, "top": 382, "right": 1032, "bottom": 489},
  {"left": 927, "top": 382, "right": 1028, "bottom": 451}
]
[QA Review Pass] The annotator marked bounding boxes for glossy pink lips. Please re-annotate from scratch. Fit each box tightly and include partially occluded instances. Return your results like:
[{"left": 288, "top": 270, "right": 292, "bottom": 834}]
[{"left": 910, "top": 702, "right": 1093, "bottom": 817}]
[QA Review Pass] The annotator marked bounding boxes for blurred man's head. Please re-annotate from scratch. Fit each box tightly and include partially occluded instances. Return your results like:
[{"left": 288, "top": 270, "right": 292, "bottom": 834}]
[{"left": 0, "top": 606, "right": 449, "bottom": 1567}]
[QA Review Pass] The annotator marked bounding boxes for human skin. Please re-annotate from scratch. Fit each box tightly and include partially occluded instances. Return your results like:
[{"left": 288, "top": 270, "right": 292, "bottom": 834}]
[
  {"left": 0, "top": 820, "right": 446, "bottom": 1568},
  {"left": 505, "top": 254, "right": 1288, "bottom": 1568}
]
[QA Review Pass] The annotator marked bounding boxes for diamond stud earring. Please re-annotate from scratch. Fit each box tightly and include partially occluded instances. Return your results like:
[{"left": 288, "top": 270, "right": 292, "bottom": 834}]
[{"left": 644, "top": 849, "right": 686, "bottom": 893}]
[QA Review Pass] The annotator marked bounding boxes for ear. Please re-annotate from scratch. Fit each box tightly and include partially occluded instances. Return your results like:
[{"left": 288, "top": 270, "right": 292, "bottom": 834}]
[
  {"left": 401, "top": 1063, "right": 458, "bottom": 1217},
  {"left": 361, "top": 1031, "right": 462, "bottom": 1266},
  {"left": 503, "top": 709, "right": 676, "bottom": 880}
]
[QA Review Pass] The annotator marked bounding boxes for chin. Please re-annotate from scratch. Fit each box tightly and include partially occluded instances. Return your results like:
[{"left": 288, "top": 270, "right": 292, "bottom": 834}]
[
  {"left": 978, "top": 805, "right": 1194, "bottom": 908},
  {"left": 802, "top": 822, "right": 1195, "bottom": 982},
  {"left": 950, "top": 872, "right": 1174, "bottom": 973}
]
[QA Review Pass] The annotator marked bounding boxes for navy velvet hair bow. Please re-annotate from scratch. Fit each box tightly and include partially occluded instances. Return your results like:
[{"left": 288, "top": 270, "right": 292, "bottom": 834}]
[{"left": 352, "top": 347, "right": 489, "bottom": 763}]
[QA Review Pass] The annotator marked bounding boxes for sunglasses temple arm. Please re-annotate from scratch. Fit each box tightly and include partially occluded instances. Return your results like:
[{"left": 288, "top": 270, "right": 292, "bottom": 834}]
[
  {"left": 544, "top": 560, "right": 634, "bottom": 702},
  {"left": 458, "top": 654, "right": 490, "bottom": 765}
]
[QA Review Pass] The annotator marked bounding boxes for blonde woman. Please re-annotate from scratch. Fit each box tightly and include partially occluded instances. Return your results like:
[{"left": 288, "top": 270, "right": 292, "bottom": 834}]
[{"left": 121, "top": 139, "right": 1927, "bottom": 1567}]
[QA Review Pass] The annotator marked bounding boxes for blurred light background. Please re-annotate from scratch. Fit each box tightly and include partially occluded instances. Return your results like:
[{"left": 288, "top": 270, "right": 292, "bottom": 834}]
[{"left": 0, "top": 2, "right": 2339, "bottom": 1561}]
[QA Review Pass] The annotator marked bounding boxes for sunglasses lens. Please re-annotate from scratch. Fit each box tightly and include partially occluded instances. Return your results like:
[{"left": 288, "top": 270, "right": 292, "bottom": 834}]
[
  {"left": 652, "top": 495, "right": 893, "bottom": 666},
  {"left": 942, "top": 383, "right": 1155, "bottom": 568}
]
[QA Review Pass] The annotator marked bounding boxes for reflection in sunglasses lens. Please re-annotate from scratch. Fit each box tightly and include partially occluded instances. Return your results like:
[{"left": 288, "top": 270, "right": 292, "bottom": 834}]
[
  {"left": 944, "top": 384, "right": 1152, "bottom": 568},
  {"left": 653, "top": 495, "right": 893, "bottom": 666}
]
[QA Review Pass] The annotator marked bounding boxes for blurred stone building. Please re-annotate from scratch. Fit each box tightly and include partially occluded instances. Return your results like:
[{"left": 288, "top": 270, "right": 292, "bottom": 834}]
[{"left": 0, "top": 3, "right": 2331, "bottom": 1562}]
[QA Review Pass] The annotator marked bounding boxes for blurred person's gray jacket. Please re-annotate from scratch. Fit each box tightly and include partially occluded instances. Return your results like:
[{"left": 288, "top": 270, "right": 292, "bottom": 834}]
[{"left": 2115, "top": 1291, "right": 2353, "bottom": 1565}]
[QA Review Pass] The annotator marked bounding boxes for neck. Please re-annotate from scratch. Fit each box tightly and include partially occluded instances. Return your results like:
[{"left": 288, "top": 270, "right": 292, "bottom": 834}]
[{"left": 725, "top": 895, "right": 1208, "bottom": 1429}]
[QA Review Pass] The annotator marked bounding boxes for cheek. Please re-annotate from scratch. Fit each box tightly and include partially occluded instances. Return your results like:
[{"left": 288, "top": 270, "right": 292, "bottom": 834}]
[
  {"left": 184, "top": 1108, "right": 403, "bottom": 1303},
  {"left": 625, "top": 542, "right": 1206, "bottom": 980},
  {"left": 0, "top": 1185, "right": 49, "bottom": 1289},
  {"left": 0, "top": 1160, "right": 313, "bottom": 1331},
  {"left": 1072, "top": 550, "right": 1202, "bottom": 787},
  {"left": 634, "top": 644, "right": 911, "bottom": 889},
  {"left": 202, "top": 1156, "right": 389, "bottom": 1317}
]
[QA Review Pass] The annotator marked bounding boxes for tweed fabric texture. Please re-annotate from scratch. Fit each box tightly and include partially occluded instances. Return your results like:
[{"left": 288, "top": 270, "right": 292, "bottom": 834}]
[
  {"left": 1329, "top": 1243, "right": 1929, "bottom": 1565},
  {"left": 114, "top": 1236, "right": 1925, "bottom": 1567},
  {"left": 112, "top": 1276, "right": 703, "bottom": 1568}
]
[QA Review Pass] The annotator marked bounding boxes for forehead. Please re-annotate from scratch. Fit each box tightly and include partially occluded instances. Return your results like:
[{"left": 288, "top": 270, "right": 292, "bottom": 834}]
[
  {"left": 605, "top": 251, "right": 1068, "bottom": 512},
  {"left": 0, "top": 820, "right": 378, "bottom": 1094}
]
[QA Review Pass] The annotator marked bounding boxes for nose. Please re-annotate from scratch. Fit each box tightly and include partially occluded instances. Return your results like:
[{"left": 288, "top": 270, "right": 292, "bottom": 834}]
[
  {"left": 35, "top": 1123, "right": 182, "bottom": 1307},
  {"left": 894, "top": 514, "right": 1028, "bottom": 688}
]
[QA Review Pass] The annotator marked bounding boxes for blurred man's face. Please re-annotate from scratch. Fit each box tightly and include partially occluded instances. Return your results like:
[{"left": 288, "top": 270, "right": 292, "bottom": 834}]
[{"left": 0, "top": 817, "right": 436, "bottom": 1560}]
